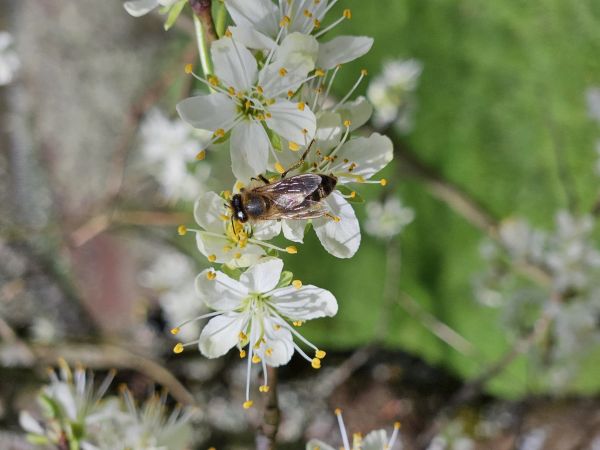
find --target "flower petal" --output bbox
[123,0,159,17]
[199,313,245,358]
[194,191,227,233]
[211,37,258,91]
[19,411,44,434]
[335,96,373,131]
[306,440,336,450]
[253,220,282,240]
[317,36,374,70]
[330,133,393,180]
[224,0,279,39]
[196,268,247,310]
[282,219,306,243]
[240,257,283,293]
[230,120,270,181]
[263,323,294,366]
[314,111,343,151]
[313,193,361,258]
[177,93,237,132]
[266,98,316,144]
[362,430,389,450]
[270,285,338,320]
[229,25,276,51]
[195,232,265,267]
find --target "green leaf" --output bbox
[38,394,60,419]
[277,270,294,288]
[164,0,187,31]
[221,265,242,280]
[336,185,364,204]
[26,434,50,445]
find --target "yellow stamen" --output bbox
[335,408,342,415]
[394,422,401,429]
[311,358,321,369]
[297,102,306,111]
[256,85,264,95]
[239,349,246,358]
[313,18,321,28]
[315,349,326,359]
[287,90,294,98]
[219,214,229,221]
[214,128,225,138]
[350,191,356,198]
[292,279,302,289]
[243,400,253,409]
[265,348,273,356]
[275,162,286,174]
[259,385,270,393]
[286,246,298,254]
[252,355,261,364]
[380,178,388,186]
[225,29,232,37]
[315,68,325,77]
[207,254,217,262]
[208,75,219,86]
[343,8,352,19]
[184,63,193,74]
[279,67,288,77]
[196,150,206,160]
[234,181,245,191]
[228,86,236,96]
[288,141,300,151]
[279,15,291,27]
[173,343,184,354]
[207,271,217,280]
[343,119,352,127]
[222,190,232,200]
[177,225,187,236]
[361,68,368,76]
[234,252,242,259]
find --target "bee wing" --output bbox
[275,199,328,220]
[254,174,322,208]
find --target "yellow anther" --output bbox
[313,18,321,28]
[361,68,368,76]
[380,178,388,186]
[350,191,356,199]
[265,348,273,356]
[196,150,206,160]
[214,128,225,138]
[184,63,193,74]
[292,279,302,289]
[287,90,294,98]
[335,408,342,415]
[279,15,291,27]
[266,112,273,118]
[207,254,217,262]
[357,175,366,183]
[219,214,229,221]
[297,102,306,111]
[256,85,264,95]
[293,320,304,327]
[274,324,281,330]
[343,8,352,19]
[207,271,217,280]
[208,75,219,86]
[288,141,300,151]
[302,128,308,135]
[279,67,288,77]
[244,99,252,109]
[239,331,248,341]
[170,327,180,335]
[266,98,276,105]
[259,385,270,393]
[223,245,233,252]
[252,355,261,364]
[286,246,298,254]
[315,68,325,77]
[222,190,232,200]
[225,29,233,37]
[243,400,253,409]
[234,252,242,259]
[275,162,286,174]
[177,225,187,236]
[239,349,247,358]
[173,343,184,354]
[303,9,312,17]
[343,119,352,127]
[234,181,245,191]
[228,86,236,96]
[394,422,401,429]
[315,350,326,359]
[311,357,321,369]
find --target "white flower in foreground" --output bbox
[187,191,298,268]
[139,108,211,201]
[225,0,373,70]
[172,257,337,408]
[0,31,20,86]
[367,58,422,131]
[177,33,319,181]
[307,409,402,450]
[365,196,414,240]
[123,0,179,17]
[586,86,600,123]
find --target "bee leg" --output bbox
[281,139,316,178]
[258,174,270,185]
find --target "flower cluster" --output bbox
[474,210,600,387]
[20,360,194,450]
[126,0,394,408]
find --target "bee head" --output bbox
[230,194,248,223]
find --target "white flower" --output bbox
[225,0,373,70]
[172,257,337,408]
[0,31,20,86]
[177,33,319,181]
[123,0,179,17]
[586,86,600,123]
[367,58,423,131]
[307,409,402,450]
[365,196,414,240]
[138,108,211,201]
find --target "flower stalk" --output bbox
[256,366,280,450]
[188,0,217,76]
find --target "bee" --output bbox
[230,173,338,223]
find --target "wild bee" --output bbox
[230,173,338,223]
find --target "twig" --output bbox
[189,0,217,76]
[256,366,280,450]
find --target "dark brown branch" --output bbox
[256,366,280,450]
[188,0,218,44]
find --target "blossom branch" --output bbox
[256,366,280,450]
[188,0,217,76]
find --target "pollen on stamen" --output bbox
[214,128,225,138]
[243,400,254,409]
[288,141,300,151]
[313,18,321,28]
[252,355,261,364]
[170,327,180,335]
[315,68,326,77]
[303,9,312,17]
[239,349,246,358]
[208,75,219,86]
[184,63,193,74]
[292,279,302,289]
[177,225,187,236]
[361,68,368,76]
[228,86,236,96]
[234,181,245,191]
[173,343,184,354]
[196,150,206,160]
[207,254,217,262]
[222,190,232,200]
[350,191,356,199]
[279,67,288,77]
[343,9,352,19]
[265,348,273,356]
[287,90,294,98]
[259,385,270,393]
[225,29,232,37]
[279,15,291,27]
[380,178,388,186]
[335,408,342,415]
[239,331,248,341]
[315,349,326,359]
[311,357,322,369]
[297,101,306,111]
[286,245,298,254]
[219,214,229,221]
[256,85,264,95]
[343,119,352,128]
[234,252,242,259]
[206,271,217,280]
[275,162,286,174]
[394,422,401,429]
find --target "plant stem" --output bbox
[256,366,280,450]
[188,0,217,76]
